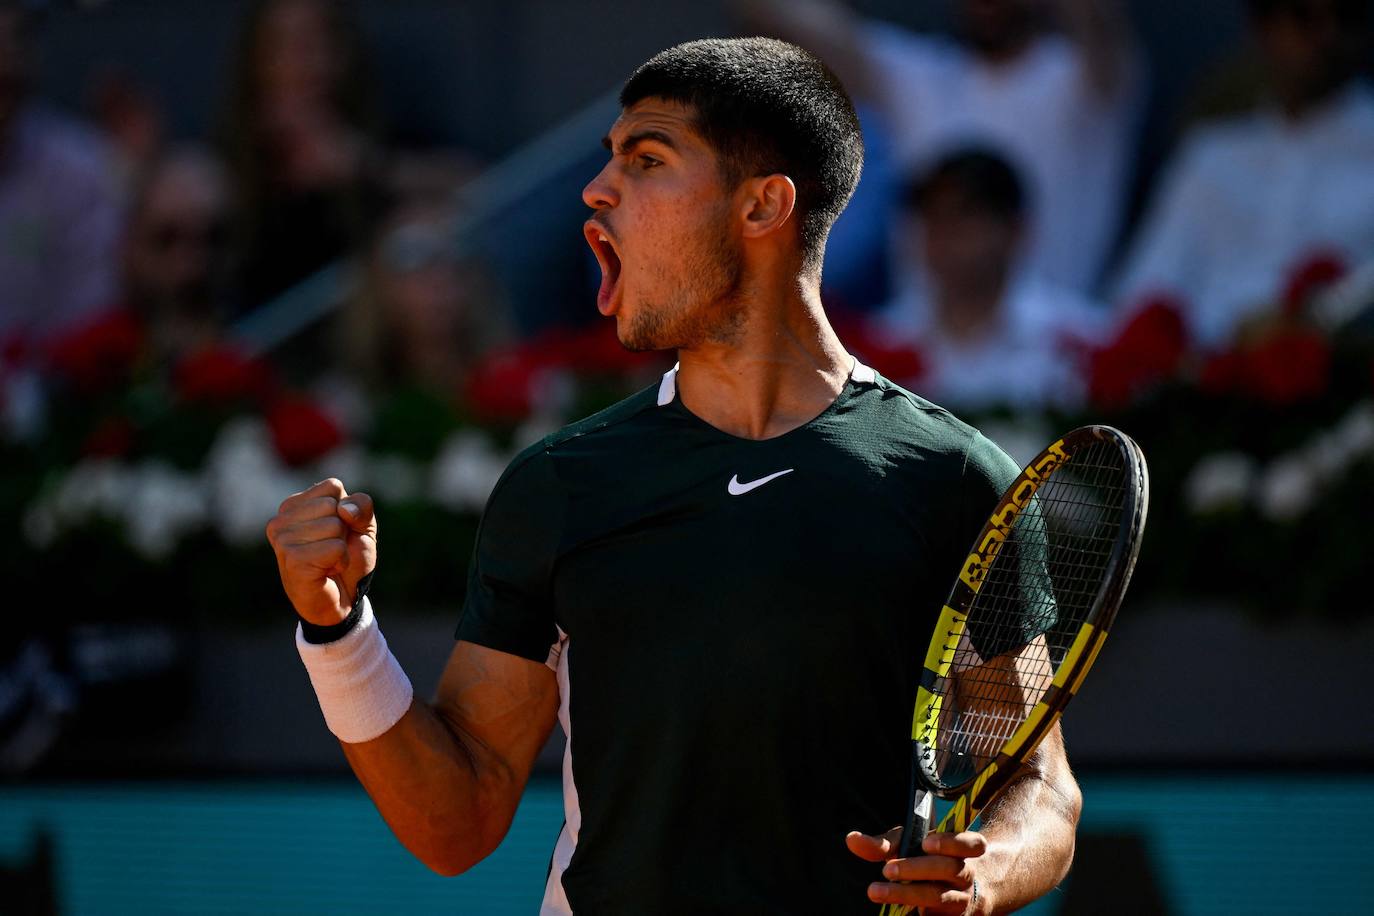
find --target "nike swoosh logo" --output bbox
[727,468,794,496]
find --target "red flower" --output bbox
[46,308,146,394]
[266,393,344,467]
[82,414,136,458]
[465,346,550,422]
[1088,295,1189,409]
[549,324,658,376]
[1281,250,1347,317]
[1244,328,1330,406]
[834,316,927,384]
[2,332,30,370]
[173,345,277,407]
[1198,349,1245,396]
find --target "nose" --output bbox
[582,161,619,211]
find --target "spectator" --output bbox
[333,197,510,413]
[118,147,236,364]
[737,0,1143,296]
[219,0,389,312]
[0,1,122,350]
[1111,0,1374,349]
[870,149,1106,411]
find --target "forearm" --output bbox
[973,731,1083,913]
[341,699,523,875]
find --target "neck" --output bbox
[674,272,850,440]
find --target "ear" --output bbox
[738,173,797,241]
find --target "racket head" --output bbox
[910,426,1148,805]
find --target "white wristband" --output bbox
[295,597,414,744]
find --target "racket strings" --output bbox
[922,441,1129,785]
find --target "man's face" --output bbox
[959,0,1040,57]
[124,159,230,312]
[582,98,744,351]
[915,186,1022,296]
[1253,0,1364,107]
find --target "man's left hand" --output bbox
[846,827,986,914]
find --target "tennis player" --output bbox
[268,38,1082,915]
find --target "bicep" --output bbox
[433,640,560,799]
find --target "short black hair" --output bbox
[904,148,1026,222]
[620,37,864,272]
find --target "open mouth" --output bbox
[584,221,623,316]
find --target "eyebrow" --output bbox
[601,129,679,155]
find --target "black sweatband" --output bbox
[298,572,374,644]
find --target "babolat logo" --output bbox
[958,439,1067,591]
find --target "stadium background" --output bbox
[2,0,1373,912]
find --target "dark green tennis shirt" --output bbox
[456,362,1019,915]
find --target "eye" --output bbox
[637,154,662,170]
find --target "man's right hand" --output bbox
[266,478,377,626]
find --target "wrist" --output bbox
[296,572,374,644]
[295,592,413,743]
[967,875,987,916]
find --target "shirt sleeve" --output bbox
[455,443,564,663]
[956,430,1021,546]
[956,430,1057,659]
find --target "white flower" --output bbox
[369,453,424,503]
[1303,432,1347,482]
[431,430,507,512]
[124,462,209,560]
[52,460,132,524]
[1184,452,1257,515]
[205,418,309,547]
[22,503,58,549]
[1257,456,1317,522]
[1335,402,1374,462]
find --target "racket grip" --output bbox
[897,788,932,858]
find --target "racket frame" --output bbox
[883,426,1148,914]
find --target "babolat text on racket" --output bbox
[879,425,1149,916]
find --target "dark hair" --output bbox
[217,0,383,246]
[620,37,864,272]
[904,148,1026,221]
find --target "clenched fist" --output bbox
[266,478,378,626]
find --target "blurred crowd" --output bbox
[0,0,1371,447]
[1,0,1372,777]
[745,0,1374,413]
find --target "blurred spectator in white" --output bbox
[219,0,389,311]
[870,149,1106,411]
[0,0,121,350]
[737,0,1143,297]
[1111,0,1374,349]
[117,147,236,363]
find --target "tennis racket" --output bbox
[879,425,1149,916]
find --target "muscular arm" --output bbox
[855,636,1082,913]
[965,723,1082,913]
[340,641,559,876]
[268,478,560,876]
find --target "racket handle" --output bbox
[878,791,932,916]
[897,787,932,859]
